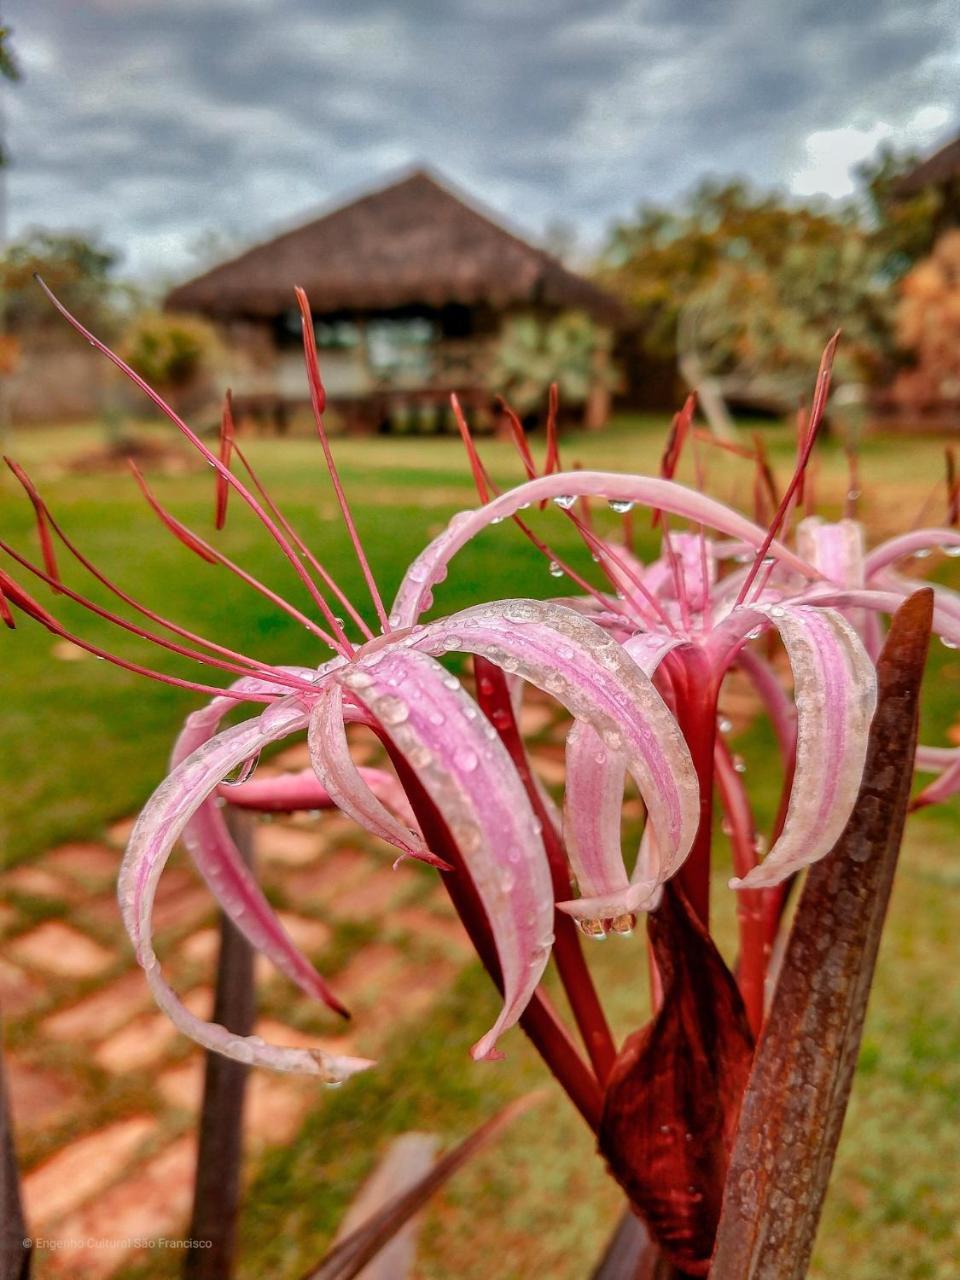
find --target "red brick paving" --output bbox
[5,1057,81,1134]
[43,842,120,884]
[23,1116,157,1226]
[9,921,114,978]
[0,959,43,1017]
[41,971,153,1042]
[47,1136,197,1278]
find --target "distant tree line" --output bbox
[596,148,947,403]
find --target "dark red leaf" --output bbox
[598,883,755,1276]
[710,589,933,1280]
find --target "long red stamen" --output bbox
[736,333,840,608]
[128,463,343,650]
[451,394,492,503]
[543,382,561,476]
[947,447,959,527]
[5,457,62,589]
[5,459,309,678]
[215,391,235,531]
[0,580,14,628]
[653,394,695,529]
[0,566,275,701]
[35,277,349,638]
[230,440,368,646]
[0,539,319,694]
[295,287,390,632]
[496,396,537,479]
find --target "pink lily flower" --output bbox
[5,289,953,1271]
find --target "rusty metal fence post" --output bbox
[183,807,256,1279]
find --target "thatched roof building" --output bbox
[166,169,623,432]
[893,133,960,198]
[167,168,620,323]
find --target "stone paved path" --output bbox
[0,694,577,1279]
[2,680,761,1278]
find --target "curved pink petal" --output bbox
[913,748,960,807]
[864,528,960,578]
[307,679,444,867]
[119,696,371,1080]
[715,604,877,890]
[328,648,555,1061]
[223,765,418,827]
[173,666,349,1014]
[401,599,700,912]
[391,472,817,626]
[561,633,686,921]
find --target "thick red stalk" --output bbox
[386,743,604,1130]
[671,647,718,930]
[473,657,617,1084]
[713,742,767,1036]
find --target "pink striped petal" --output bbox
[172,668,349,1014]
[392,473,817,626]
[330,648,554,1061]
[403,600,699,910]
[307,679,442,866]
[796,517,865,587]
[562,633,686,920]
[716,604,877,889]
[120,696,371,1080]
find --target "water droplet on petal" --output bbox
[733,755,747,774]
[553,494,577,510]
[940,635,958,649]
[717,715,733,734]
[442,634,461,650]
[548,560,565,578]
[577,918,607,940]
[455,747,479,772]
[610,912,636,935]
[914,547,932,560]
[222,751,261,787]
[608,498,635,514]
[944,544,960,558]
[375,695,409,726]
[343,669,374,690]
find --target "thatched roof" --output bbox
[166,169,622,325]
[893,133,960,197]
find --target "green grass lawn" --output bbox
[2,411,959,1277]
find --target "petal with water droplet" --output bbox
[173,667,350,1015]
[122,694,371,1079]
[561,633,686,919]
[719,604,877,890]
[328,647,554,1061]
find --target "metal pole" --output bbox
[184,808,256,1279]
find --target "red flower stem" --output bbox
[672,648,718,930]
[385,744,604,1132]
[473,658,618,1085]
[714,741,767,1036]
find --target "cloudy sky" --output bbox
[3,0,958,282]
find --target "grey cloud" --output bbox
[3,0,957,279]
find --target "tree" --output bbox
[855,144,944,280]
[1,23,22,168]
[599,179,850,364]
[1,230,124,336]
